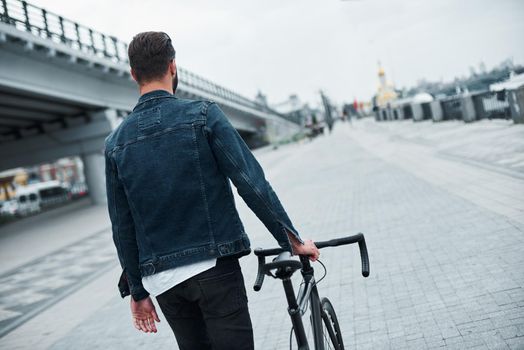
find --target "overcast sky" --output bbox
[31,0,524,107]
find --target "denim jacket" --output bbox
[104,90,303,301]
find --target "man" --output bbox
[104,31,319,350]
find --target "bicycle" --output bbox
[253,233,370,350]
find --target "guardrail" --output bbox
[1,0,128,63]
[0,0,297,122]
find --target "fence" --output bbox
[472,91,511,120]
[375,88,524,124]
[1,0,128,63]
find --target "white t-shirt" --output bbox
[142,258,217,297]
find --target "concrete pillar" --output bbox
[389,107,396,120]
[431,101,444,122]
[81,151,107,205]
[103,108,121,130]
[79,108,119,205]
[462,95,477,122]
[379,108,388,121]
[509,87,524,124]
[395,106,403,120]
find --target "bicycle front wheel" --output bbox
[321,297,345,350]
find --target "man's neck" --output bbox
[139,80,173,96]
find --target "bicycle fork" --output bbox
[309,286,325,350]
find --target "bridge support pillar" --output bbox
[103,108,122,130]
[82,151,107,205]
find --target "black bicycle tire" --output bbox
[321,297,345,350]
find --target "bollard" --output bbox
[431,100,444,122]
[509,86,524,124]
[462,95,477,123]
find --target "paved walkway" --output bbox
[0,119,523,349]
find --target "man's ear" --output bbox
[130,68,139,83]
[170,60,177,76]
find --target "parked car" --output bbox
[68,182,88,199]
[16,180,70,216]
[0,200,19,216]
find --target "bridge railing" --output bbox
[178,67,262,110]
[0,0,296,119]
[1,0,128,63]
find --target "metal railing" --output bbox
[177,67,261,110]
[1,0,128,63]
[472,91,511,120]
[440,96,464,121]
[0,0,295,120]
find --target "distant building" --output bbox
[0,168,27,201]
[375,64,398,108]
[490,72,524,92]
[407,59,524,97]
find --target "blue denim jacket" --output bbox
[104,90,303,301]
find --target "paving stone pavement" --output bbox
[1,119,523,349]
[0,227,114,338]
[362,119,524,177]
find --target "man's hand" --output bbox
[287,232,320,261]
[130,296,161,333]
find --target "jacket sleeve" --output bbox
[204,102,304,252]
[105,148,150,301]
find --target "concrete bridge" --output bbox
[0,0,300,203]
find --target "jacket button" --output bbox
[143,263,155,275]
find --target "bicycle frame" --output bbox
[253,233,370,350]
[280,256,325,350]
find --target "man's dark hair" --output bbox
[128,31,176,84]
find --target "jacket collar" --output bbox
[134,89,175,111]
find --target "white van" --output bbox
[16,181,70,216]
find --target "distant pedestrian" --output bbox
[104,31,319,350]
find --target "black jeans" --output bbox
[156,256,254,350]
